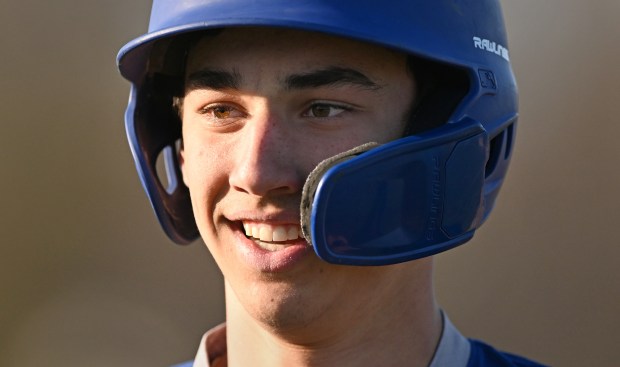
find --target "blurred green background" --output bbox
[1,1,618,366]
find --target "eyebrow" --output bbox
[285,67,381,91]
[185,68,241,91]
[184,66,381,92]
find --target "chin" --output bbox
[230,273,333,333]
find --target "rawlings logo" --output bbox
[473,37,510,62]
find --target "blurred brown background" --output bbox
[1,1,618,366]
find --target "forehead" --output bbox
[185,27,409,79]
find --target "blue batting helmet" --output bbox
[117,0,518,265]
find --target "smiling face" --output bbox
[179,27,419,332]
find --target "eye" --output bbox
[198,104,245,121]
[303,103,351,118]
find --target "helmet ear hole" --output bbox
[155,140,183,195]
[485,130,504,177]
[485,122,515,178]
[504,123,515,160]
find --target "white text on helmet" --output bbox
[473,36,510,62]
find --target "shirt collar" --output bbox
[428,312,471,367]
[192,312,470,367]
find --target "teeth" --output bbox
[287,227,299,240]
[272,226,287,242]
[259,227,271,241]
[242,222,302,243]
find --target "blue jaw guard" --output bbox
[301,119,488,266]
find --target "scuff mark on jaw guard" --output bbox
[300,142,381,247]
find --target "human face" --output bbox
[180,28,416,330]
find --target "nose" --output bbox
[229,109,302,196]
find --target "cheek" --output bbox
[185,156,230,253]
[181,144,207,189]
[181,127,229,186]
[181,139,230,217]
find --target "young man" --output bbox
[118,1,546,366]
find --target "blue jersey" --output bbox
[467,340,548,367]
